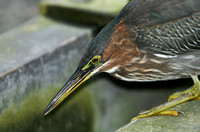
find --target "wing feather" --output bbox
[123,0,200,56]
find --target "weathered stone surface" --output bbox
[0,16,93,132]
[117,100,200,132]
[0,16,91,76]
[39,0,129,26]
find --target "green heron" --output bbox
[44,0,200,121]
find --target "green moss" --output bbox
[0,84,94,132]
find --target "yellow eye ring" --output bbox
[91,56,101,64]
[81,55,101,71]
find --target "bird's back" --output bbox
[122,0,200,78]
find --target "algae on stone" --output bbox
[0,84,94,132]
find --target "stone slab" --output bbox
[0,16,93,131]
[39,0,129,26]
[0,16,91,76]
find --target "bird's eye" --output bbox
[82,55,101,71]
[91,56,101,64]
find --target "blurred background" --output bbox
[0,0,39,34]
[0,0,192,132]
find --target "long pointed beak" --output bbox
[44,67,93,115]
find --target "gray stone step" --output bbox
[0,16,91,76]
[39,0,129,26]
[117,100,200,132]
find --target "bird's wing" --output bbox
[123,0,200,57]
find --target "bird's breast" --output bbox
[107,53,189,82]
